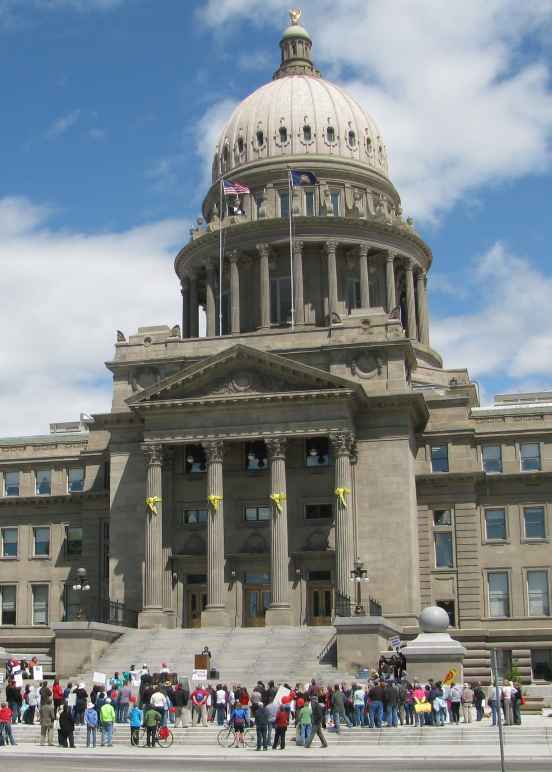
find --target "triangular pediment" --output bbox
[127,344,358,406]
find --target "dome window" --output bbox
[279,126,288,144]
[256,129,264,148]
[303,124,312,142]
[348,129,356,147]
[237,137,244,155]
[326,126,336,144]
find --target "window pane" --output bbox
[524,506,545,539]
[280,192,289,219]
[258,506,271,521]
[68,468,84,492]
[431,446,449,473]
[279,277,292,324]
[485,509,507,540]
[306,191,315,216]
[5,471,19,496]
[434,532,453,568]
[528,570,550,616]
[32,585,48,625]
[305,437,329,467]
[346,277,361,310]
[0,585,16,625]
[33,527,50,557]
[483,445,502,473]
[185,445,206,474]
[66,526,83,556]
[36,469,51,495]
[521,443,541,471]
[433,509,452,527]
[1,528,17,558]
[179,509,208,525]
[488,572,509,617]
[245,441,268,471]
[532,649,552,681]
[305,503,332,520]
[436,600,456,627]
[331,191,340,216]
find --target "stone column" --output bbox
[206,261,217,337]
[139,444,166,627]
[293,240,305,325]
[359,244,370,308]
[326,240,339,321]
[330,432,355,613]
[180,276,190,339]
[386,251,397,312]
[266,438,292,626]
[405,259,418,339]
[162,448,176,625]
[189,271,199,338]
[417,271,430,345]
[201,440,229,626]
[229,252,240,334]
[257,243,271,328]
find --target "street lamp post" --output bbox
[72,567,91,621]
[350,559,370,615]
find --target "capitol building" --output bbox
[1,11,552,686]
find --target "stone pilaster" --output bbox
[189,271,199,338]
[386,251,397,312]
[180,276,190,339]
[330,431,355,612]
[417,271,430,345]
[266,438,292,626]
[405,259,418,340]
[359,244,370,309]
[206,262,217,337]
[326,240,339,321]
[201,440,229,626]
[293,240,305,325]
[139,444,167,628]
[257,243,271,328]
[229,252,240,334]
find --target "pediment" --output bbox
[127,344,358,406]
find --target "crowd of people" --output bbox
[0,657,526,750]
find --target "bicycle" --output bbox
[217,724,257,749]
[135,725,174,748]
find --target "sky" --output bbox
[1,0,552,435]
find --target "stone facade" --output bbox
[0,13,551,685]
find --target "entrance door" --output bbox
[244,587,271,627]
[308,585,333,625]
[187,589,207,628]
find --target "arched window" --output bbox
[237,137,244,155]
[348,129,356,147]
[326,126,335,143]
[222,145,229,170]
[279,126,288,144]
[292,41,297,56]
[366,136,372,151]
[303,124,312,142]
[256,129,264,147]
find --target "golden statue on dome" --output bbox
[289,8,302,25]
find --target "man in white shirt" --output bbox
[501,681,513,725]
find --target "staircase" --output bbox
[81,626,353,686]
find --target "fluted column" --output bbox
[293,240,305,325]
[229,252,240,334]
[386,251,397,312]
[257,243,271,328]
[359,244,370,308]
[189,271,199,338]
[405,259,418,339]
[330,432,355,612]
[206,262,217,337]
[326,240,339,321]
[201,440,229,626]
[162,448,175,619]
[140,444,165,626]
[416,271,430,345]
[266,438,292,625]
[180,276,190,339]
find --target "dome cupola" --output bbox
[273,8,321,80]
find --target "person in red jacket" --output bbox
[272,705,289,750]
[0,703,16,745]
[52,679,64,717]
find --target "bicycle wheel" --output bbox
[157,729,174,748]
[139,727,148,748]
[244,728,257,748]
[217,727,236,748]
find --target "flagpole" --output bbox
[288,169,295,330]
[219,175,223,337]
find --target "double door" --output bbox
[244,585,271,627]
[187,589,207,628]
[308,584,333,625]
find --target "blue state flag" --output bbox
[290,170,317,187]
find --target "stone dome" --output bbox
[212,14,389,183]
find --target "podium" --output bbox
[194,654,210,670]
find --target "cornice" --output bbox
[0,491,109,506]
[133,389,355,412]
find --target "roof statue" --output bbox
[289,8,302,25]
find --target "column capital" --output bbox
[330,431,355,456]
[404,257,415,272]
[325,239,338,256]
[228,250,240,264]
[358,243,369,258]
[142,444,164,466]
[202,439,224,464]
[256,242,271,258]
[386,250,397,263]
[293,239,304,255]
[266,437,287,460]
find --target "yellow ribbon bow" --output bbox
[335,487,351,507]
[270,493,287,513]
[208,494,223,512]
[145,496,161,515]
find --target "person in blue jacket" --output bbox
[129,701,143,746]
[84,703,99,748]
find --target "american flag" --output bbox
[223,179,250,195]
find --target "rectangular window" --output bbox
[33,527,50,558]
[270,276,292,325]
[485,508,507,541]
[527,570,550,616]
[177,509,208,525]
[36,469,51,496]
[482,445,502,473]
[305,503,333,520]
[65,526,83,557]
[4,471,19,497]
[330,191,340,216]
[305,190,315,216]
[436,600,456,627]
[309,570,331,581]
[305,437,329,467]
[488,571,510,618]
[32,585,48,625]
[346,276,361,311]
[187,574,207,585]
[0,585,16,625]
[433,509,452,527]
[0,528,18,558]
[531,649,552,681]
[245,441,268,471]
[245,505,271,522]
[434,532,453,568]
[185,445,206,474]
[524,506,546,540]
[68,467,84,493]
[63,585,82,622]
[279,191,289,219]
[431,445,449,473]
[520,442,541,472]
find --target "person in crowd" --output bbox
[487,682,500,726]
[191,683,209,727]
[384,680,400,727]
[150,686,167,726]
[448,681,462,724]
[404,684,415,726]
[39,698,55,747]
[100,697,116,747]
[253,701,269,751]
[6,681,22,724]
[73,683,88,725]
[272,702,290,750]
[52,679,64,717]
[172,683,188,728]
[512,682,523,725]
[305,696,328,749]
[331,683,352,731]
[0,703,16,745]
[230,699,248,747]
[462,683,474,724]
[473,682,485,721]
[215,683,227,726]
[58,704,75,748]
[368,680,385,728]
[117,680,132,723]
[352,683,365,727]
[24,685,38,724]
[129,700,143,746]
[502,680,513,726]
[143,703,162,748]
[297,698,312,745]
[266,698,278,746]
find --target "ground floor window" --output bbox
[0,585,16,625]
[436,599,456,627]
[532,649,552,681]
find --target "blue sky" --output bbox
[1,0,552,434]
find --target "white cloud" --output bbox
[46,109,81,139]
[431,242,552,382]
[0,197,189,436]
[200,0,552,222]
[195,97,239,192]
